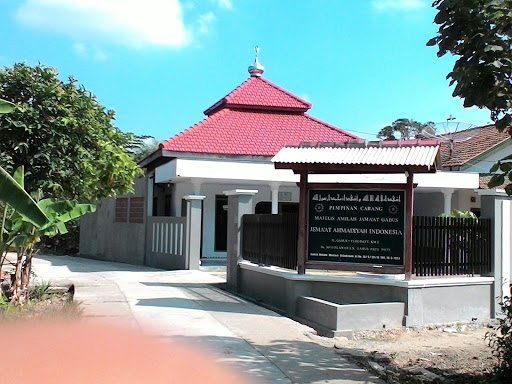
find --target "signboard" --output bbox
[308,190,405,266]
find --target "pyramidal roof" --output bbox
[161,75,358,157]
[203,76,312,115]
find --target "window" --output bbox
[129,197,144,223]
[115,198,128,222]
[115,197,144,223]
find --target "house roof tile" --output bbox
[440,124,510,168]
[160,109,357,156]
[161,76,357,156]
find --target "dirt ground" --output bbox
[335,324,498,383]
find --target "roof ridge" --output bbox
[303,113,359,139]
[439,123,494,137]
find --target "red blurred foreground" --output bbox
[0,320,250,384]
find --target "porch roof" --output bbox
[272,140,441,174]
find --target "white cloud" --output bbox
[371,0,426,11]
[197,12,216,35]
[15,0,189,48]
[73,43,107,61]
[214,0,233,10]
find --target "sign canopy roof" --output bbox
[272,140,441,174]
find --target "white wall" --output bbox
[464,143,511,173]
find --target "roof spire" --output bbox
[248,46,264,77]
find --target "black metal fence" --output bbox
[241,214,493,277]
[242,214,298,270]
[413,216,492,277]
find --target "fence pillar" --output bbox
[481,192,512,316]
[184,195,206,270]
[224,189,258,293]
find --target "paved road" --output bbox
[32,254,382,384]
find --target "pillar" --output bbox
[184,195,206,270]
[147,171,154,217]
[442,188,454,214]
[481,193,512,316]
[224,189,258,292]
[297,172,308,274]
[269,182,280,214]
[404,171,414,280]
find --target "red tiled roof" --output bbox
[160,109,357,156]
[203,76,311,115]
[440,125,510,168]
[161,75,358,156]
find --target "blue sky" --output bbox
[1,0,491,141]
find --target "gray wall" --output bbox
[79,176,147,265]
[414,192,444,216]
[405,284,493,326]
[238,264,493,330]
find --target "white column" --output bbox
[269,182,280,214]
[442,188,454,214]
[184,195,206,270]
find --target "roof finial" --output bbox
[248,46,264,77]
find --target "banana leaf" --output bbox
[0,99,14,114]
[0,166,49,227]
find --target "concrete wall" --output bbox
[405,283,493,326]
[79,176,147,265]
[238,262,494,333]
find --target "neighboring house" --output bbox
[80,55,482,267]
[437,124,511,216]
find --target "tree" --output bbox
[377,118,436,140]
[125,134,160,163]
[0,63,142,201]
[0,101,95,306]
[428,0,512,194]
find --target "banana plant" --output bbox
[0,165,95,305]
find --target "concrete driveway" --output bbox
[31,254,382,384]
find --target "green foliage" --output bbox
[486,296,512,381]
[428,0,512,194]
[439,209,477,219]
[377,118,436,140]
[0,166,95,305]
[30,280,51,300]
[0,63,142,201]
